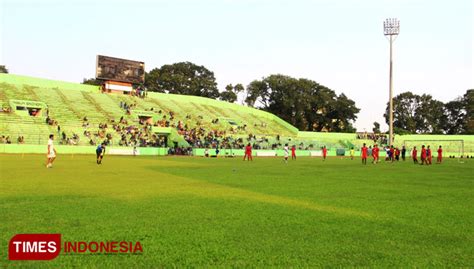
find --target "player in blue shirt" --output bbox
[96,143,106,164]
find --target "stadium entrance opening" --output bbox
[157,134,168,147]
[9,100,48,117]
[151,127,172,147]
[15,106,43,117]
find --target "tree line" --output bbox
[144,62,360,132]
[384,90,473,135]
[142,61,472,134]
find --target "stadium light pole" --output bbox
[384,18,400,146]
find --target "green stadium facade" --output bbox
[1,74,473,157]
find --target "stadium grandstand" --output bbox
[1,73,473,156]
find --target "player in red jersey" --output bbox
[243,143,253,161]
[291,145,296,160]
[322,146,327,161]
[389,145,395,162]
[372,144,379,164]
[395,147,400,161]
[361,143,368,165]
[437,145,443,164]
[427,145,432,165]
[420,145,427,165]
[412,146,418,164]
[375,144,380,163]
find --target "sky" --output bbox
[1,0,472,131]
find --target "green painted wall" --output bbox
[0,144,167,155]
[0,144,467,157]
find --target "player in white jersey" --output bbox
[46,134,57,168]
[283,144,289,163]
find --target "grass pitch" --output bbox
[1,154,473,267]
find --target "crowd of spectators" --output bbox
[132,86,146,98]
[78,116,168,148]
[58,130,80,145]
[9,100,279,149]
[119,102,138,114]
[94,102,320,150]
[45,116,58,126]
[0,135,12,144]
[1,107,12,113]
[357,132,388,145]
[168,146,193,155]
[3,100,318,150]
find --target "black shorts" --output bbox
[96,151,101,158]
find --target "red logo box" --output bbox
[9,234,61,260]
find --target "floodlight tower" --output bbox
[384,18,400,146]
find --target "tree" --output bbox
[464,89,474,134]
[384,91,419,133]
[233,83,245,104]
[234,83,244,94]
[328,93,359,132]
[145,69,160,92]
[443,98,465,134]
[372,122,381,133]
[416,94,446,134]
[0,65,8,73]
[219,84,238,103]
[145,62,219,98]
[245,80,269,107]
[386,92,447,134]
[245,74,359,132]
[82,78,102,86]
